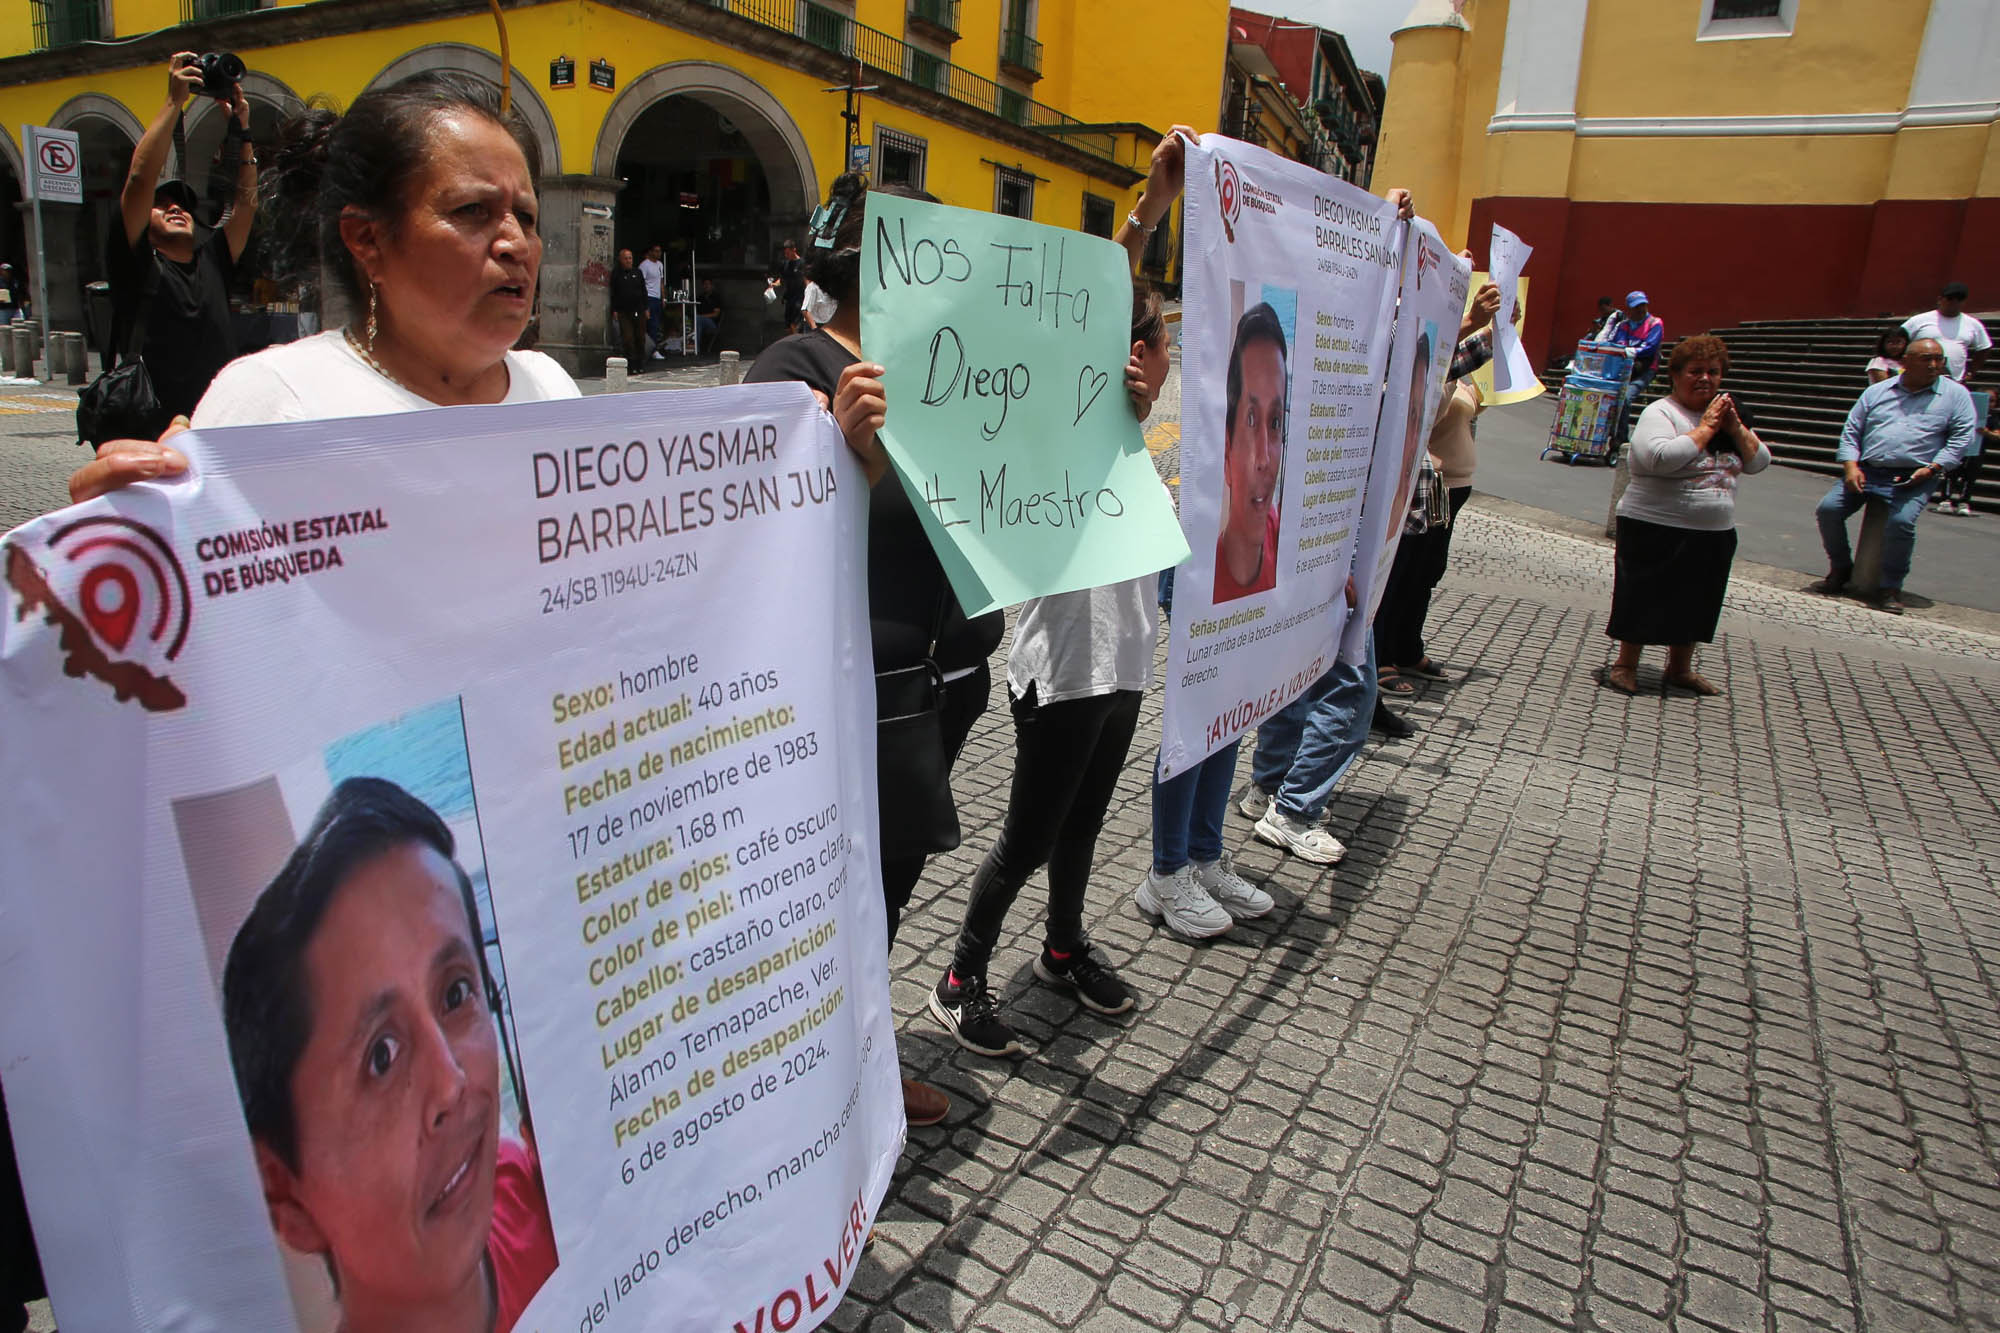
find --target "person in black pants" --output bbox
[929,285,1275,1057]
[747,173,1002,1126]
[610,248,648,367]
[1,1084,47,1333]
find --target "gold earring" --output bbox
[366,283,379,351]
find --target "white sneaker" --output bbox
[1253,807,1348,864]
[1193,853,1274,920]
[1236,785,1271,821]
[1134,866,1233,940]
[1954,502,1974,516]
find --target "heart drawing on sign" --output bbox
[1075,366,1108,425]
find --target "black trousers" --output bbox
[1374,485,1472,669]
[1940,451,1985,505]
[880,662,990,945]
[950,685,1143,979]
[1,1083,45,1332]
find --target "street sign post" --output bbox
[23,125,82,379]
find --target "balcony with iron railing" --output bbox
[999,26,1042,80]
[31,0,102,48]
[181,0,261,18]
[907,0,959,43]
[700,0,1112,161]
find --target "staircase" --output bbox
[1540,316,1998,511]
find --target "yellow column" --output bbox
[1373,7,1470,228]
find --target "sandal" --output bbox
[1665,672,1721,697]
[1598,665,1640,696]
[1403,658,1448,681]
[1377,670,1416,697]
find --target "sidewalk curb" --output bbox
[1466,491,2000,638]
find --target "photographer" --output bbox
[108,52,258,423]
[1601,334,1768,696]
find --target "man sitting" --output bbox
[1813,338,1976,614]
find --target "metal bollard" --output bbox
[64,333,89,385]
[10,324,33,379]
[19,321,40,372]
[1605,449,1631,538]
[716,350,744,387]
[0,325,16,377]
[605,356,628,391]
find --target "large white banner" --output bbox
[1158,135,1401,780]
[0,387,901,1332]
[1344,220,1472,661]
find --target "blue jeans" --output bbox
[645,296,663,342]
[1815,469,1937,591]
[1152,741,1239,875]
[1249,631,1378,823]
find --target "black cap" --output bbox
[1942,281,1970,301]
[153,179,199,215]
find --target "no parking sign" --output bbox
[24,125,82,204]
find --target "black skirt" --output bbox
[1608,516,1738,645]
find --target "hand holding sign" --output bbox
[861,193,1187,615]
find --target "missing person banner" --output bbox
[1157,134,1401,780]
[1343,219,1473,663]
[0,387,901,1333]
[861,192,1189,616]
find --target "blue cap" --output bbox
[1626,290,1649,308]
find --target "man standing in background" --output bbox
[611,247,648,369]
[1903,282,1989,385]
[639,244,665,356]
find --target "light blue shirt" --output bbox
[1836,375,1975,472]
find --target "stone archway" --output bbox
[593,61,817,221]
[181,70,304,193]
[593,62,818,355]
[363,43,563,177]
[46,95,149,331]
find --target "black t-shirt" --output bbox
[745,329,1002,673]
[106,225,236,420]
[611,266,648,316]
[779,257,804,314]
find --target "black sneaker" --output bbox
[1810,568,1850,596]
[928,972,1026,1056]
[1371,702,1417,739]
[1033,942,1136,1016]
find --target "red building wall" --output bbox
[1228,9,1316,99]
[1466,196,2000,370]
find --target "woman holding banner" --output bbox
[746,172,998,1124]
[929,285,1271,1055]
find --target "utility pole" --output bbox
[824,60,879,173]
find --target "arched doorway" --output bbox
[595,63,817,353]
[48,96,146,337]
[0,133,25,309]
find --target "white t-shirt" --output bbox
[191,330,580,428]
[1007,576,1157,705]
[639,258,665,301]
[1902,309,1991,382]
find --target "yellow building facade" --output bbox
[1374,0,2000,365]
[0,0,1227,371]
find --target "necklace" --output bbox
[343,326,426,399]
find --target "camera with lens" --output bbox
[191,51,245,99]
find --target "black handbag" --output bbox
[77,358,170,450]
[873,595,962,861]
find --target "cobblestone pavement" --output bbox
[846,502,2000,1333]
[7,359,2000,1332]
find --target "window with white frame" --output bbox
[1698,0,1794,40]
[876,127,928,191]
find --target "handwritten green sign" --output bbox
[860,192,1189,615]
